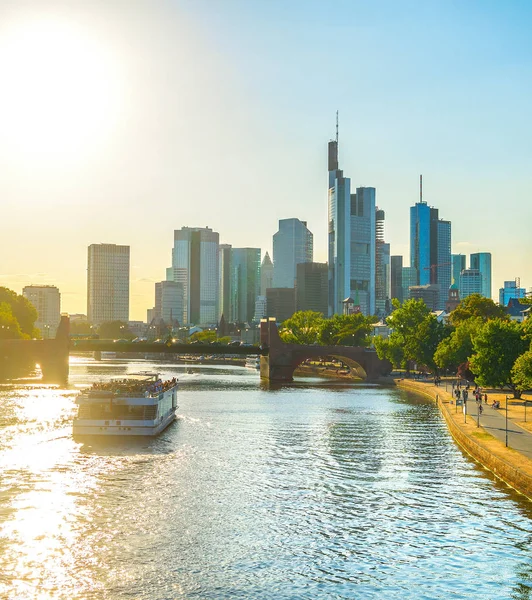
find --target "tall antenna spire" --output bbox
[420,174,423,203]
[336,110,339,145]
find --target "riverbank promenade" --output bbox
[397,379,532,499]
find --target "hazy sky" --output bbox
[0,0,530,319]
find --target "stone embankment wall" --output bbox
[396,380,532,500]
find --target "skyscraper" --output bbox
[375,208,390,317]
[409,178,451,310]
[499,280,526,306]
[459,269,482,300]
[154,281,184,325]
[451,254,466,287]
[22,285,61,338]
[273,218,313,288]
[218,244,232,321]
[260,252,274,295]
[231,248,261,324]
[295,262,328,315]
[328,136,351,316]
[167,227,219,325]
[87,243,130,325]
[390,256,403,304]
[470,252,492,299]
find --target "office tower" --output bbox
[266,288,296,323]
[409,178,451,310]
[167,227,219,325]
[499,280,526,306]
[273,218,313,288]
[375,208,390,317]
[253,295,267,323]
[219,244,232,321]
[451,254,466,287]
[328,135,351,316]
[22,285,61,338]
[231,248,261,324]
[295,262,328,314]
[409,284,440,311]
[155,281,184,325]
[470,252,492,299]
[349,187,376,316]
[459,269,482,300]
[260,252,273,295]
[87,244,130,325]
[390,256,404,304]
[401,266,418,302]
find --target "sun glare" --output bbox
[0,17,121,166]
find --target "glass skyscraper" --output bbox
[451,254,466,287]
[273,218,313,288]
[231,248,261,324]
[470,252,492,299]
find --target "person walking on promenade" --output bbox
[484,393,488,404]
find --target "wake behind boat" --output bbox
[73,372,178,437]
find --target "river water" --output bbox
[1,358,532,599]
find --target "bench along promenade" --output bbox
[0,316,392,383]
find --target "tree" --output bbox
[0,302,23,339]
[279,311,325,345]
[381,298,449,372]
[189,330,216,343]
[98,321,134,340]
[469,319,528,397]
[374,335,405,369]
[319,313,377,346]
[0,287,39,338]
[70,321,93,335]
[434,317,482,372]
[512,350,532,393]
[449,293,507,326]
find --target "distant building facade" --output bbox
[273,219,313,288]
[459,269,482,300]
[87,243,130,325]
[375,208,390,317]
[470,252,492,299]
[155,280,184,325]
[260,252,274,295]
[218,244,232,321]
[167,227,219,325]
[266,288,295,323]
[231,248,261,324]
[409,284,440,311]
[401,266,418,302]
[23,285,61,338]
[499,280,526,307]
[295,262,328,315]
[451,254,466,287]
[390,256,403,304]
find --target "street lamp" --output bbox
[506,395,509,447]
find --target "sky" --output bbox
[0,0,530,320]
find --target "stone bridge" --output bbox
[259,318,392,383]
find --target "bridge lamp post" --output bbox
[506,396,509,447]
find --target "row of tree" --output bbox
[0,287,39,339]
[374,294,532,398]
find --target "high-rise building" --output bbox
[401,266,418,302]
[273,218,313,288]
[167,227,219,325]
[390,256,403,304]
[231,248,261,324]
[328,137,351,316]
[470,252,492,299]
[409,284,440,311]
[350,187,376,316]
[155,281,184,325]
[409,179,451,310]
[295,262,328,315]
[375,208,390,317]
[260,252,274,295]
[451,254,466,288]
[459,269,482,300]
[87,243,130,325]
[266,288,296,323]
[499,280,526,307]
[218,244,232,321]
[22,285,61,338]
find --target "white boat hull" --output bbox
[73,411,176,437]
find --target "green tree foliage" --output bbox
[319,313,377,347]
[434,317,482,372]
[70,321,93,335]
[98,321,134,340]
[374,335,404,369]
[279,311,325,345]
[512,350,532,392]
[189,330,217,343]
[377,298,449,372]
[0,302,23,339]
[469,319,528,397]
[449,293,507,326]
[0,287,38,338]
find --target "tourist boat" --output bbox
[245,357,260,370]
[73,373,178,437]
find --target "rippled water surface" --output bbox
[2,358,532,599]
